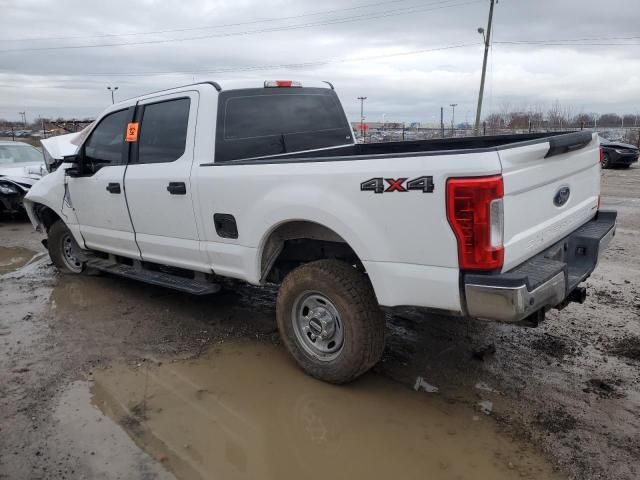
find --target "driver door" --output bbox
[67,107,140,259]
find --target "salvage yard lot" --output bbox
[1,165,639,480]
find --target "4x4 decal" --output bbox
[360,176,434,194]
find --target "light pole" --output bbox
[474,0,496,135]
[107,86,119,104]
[450,103,458,133]
[357,96,367,142]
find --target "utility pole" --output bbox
[450,103,458,133]
[19,111,27,127]
[107,86,119,104]
[357,96,367,142]
[440,106,444,138]
[474,0,496,135]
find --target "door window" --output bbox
[137,98,190,164]
[84,109,129,173]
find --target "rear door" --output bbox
[499,132,601,271]
[124,91,207,271]
[68,107,140,258]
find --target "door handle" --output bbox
[167,182,187,195]
[106,182,121,194]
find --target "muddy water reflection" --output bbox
[92,340,560,480]
[0,246,36,274]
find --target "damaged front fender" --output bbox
[24,165,80,233]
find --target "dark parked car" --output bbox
[0,141,46,215]
[600,139,639,168]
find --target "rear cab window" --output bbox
[215,88,353,162]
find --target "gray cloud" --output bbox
[1,0,638,123]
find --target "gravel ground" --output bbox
[1,165,638,479]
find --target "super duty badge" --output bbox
[360,176,434,194]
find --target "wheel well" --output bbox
[33,204,62,231]
[261,221,362,283]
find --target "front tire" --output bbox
[276,259,385,384]
[602,152,612,169]
[48,220,84,274]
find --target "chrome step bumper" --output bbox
[463,210,617,323]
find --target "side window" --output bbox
[84,109,129,173]
[137,98,190,164]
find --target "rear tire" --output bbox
[601,152,611,169]
[48,220,84,274]
[276,259,385,384]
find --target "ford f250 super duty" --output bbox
[24,80,616,383]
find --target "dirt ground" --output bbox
[1,165,639,480]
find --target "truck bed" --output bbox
[215,131,590,164]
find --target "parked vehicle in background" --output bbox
[600,138,639,168]
[24,80,616,384]
[0,141,46,215]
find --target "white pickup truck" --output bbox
[25,80,616,383]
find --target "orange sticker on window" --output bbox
[125,122,139,142]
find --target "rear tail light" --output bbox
[446,175,504,270]
[264,80,302,88]
[599,146,603,165]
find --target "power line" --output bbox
[0,0,483,53]
[4,43,483,79]
[495,41,640,46]
[0,0,425,43]
[494,34,640,44]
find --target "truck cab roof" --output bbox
[120,79,334,105]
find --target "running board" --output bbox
[86,258,220,295]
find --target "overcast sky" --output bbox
[0,0,638,124]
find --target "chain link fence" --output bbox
[356,125,640,147]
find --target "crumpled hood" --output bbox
[0,163,46,187]
[41,130,84,169]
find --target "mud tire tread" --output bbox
[276,259,385,384]
[48,219,82,274]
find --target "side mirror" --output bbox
[62,154,82,177]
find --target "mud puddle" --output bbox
[0,246,37,274]
[48,381,175,479]
[91,340,562,480]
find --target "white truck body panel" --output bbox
[194,151,501,311]
[24,81,609,318]
[68,165,139,258]
[124,90,206,270]
[499,140,600,271]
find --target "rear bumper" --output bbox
[610,152,639,165]
[463,210,616,323]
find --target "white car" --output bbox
[0,141,47,215]
[24,80,616,383]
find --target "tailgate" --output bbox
[499,132,600,271]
